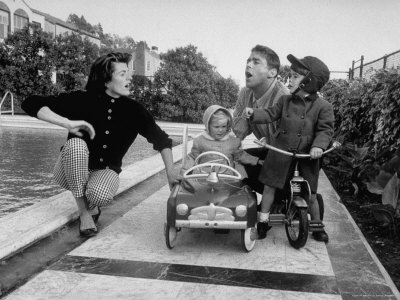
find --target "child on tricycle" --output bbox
[244,54,335,242]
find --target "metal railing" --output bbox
[0,91,14,116]
[350,49,400,79]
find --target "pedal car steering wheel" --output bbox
[194,151,231,174]
[183,162,241,180]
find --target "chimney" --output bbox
[151,46,158,53]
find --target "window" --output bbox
[14,14,28,31]
[147,61,150,71]
[32,21,41,29]
[0,10,9,39]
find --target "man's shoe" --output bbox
[312,230,329,243]
[257,222,272,239]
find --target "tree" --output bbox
[52,33,99,91]
[0,25,58,107]
[66,14,136,54]
[0,24,101,110]
[152,45,239,123]
[130,75,157,115]
[93,23,104,39]
[278,65,291,85]
[67,14,95,34]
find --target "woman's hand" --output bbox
[244,107,254,119]
[310,147,323,159]
[37,107,95,139]
[166,166,179,190]
[67,120,96,140]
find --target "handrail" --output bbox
[0,91,14,116]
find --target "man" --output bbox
[232,45,289,194]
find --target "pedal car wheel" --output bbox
[164,223,178,249]
[241,227,256,252]
[285,206,308,249]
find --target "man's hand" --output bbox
[244,107,254,119]
[310,147,323,159]
[67,120,96,140]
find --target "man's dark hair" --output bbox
[86,52,132,93]
[251,45,280,75]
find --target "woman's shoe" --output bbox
[78,219,97,237]
[91,207,101,223]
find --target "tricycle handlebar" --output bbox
[253,140,341,158]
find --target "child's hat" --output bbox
[202,105,232,133]
[287,54,330,93]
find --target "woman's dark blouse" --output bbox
[21,91,172,174]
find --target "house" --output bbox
[132,42,162,79]
[0,0,100,46]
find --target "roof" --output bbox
[31,8,99,40]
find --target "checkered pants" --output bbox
[53,138,119,210]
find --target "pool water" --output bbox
[0,127,181,218]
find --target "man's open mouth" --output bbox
[245,71,252,79]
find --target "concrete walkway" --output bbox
[1,117,399,299]
[4,172,400,299]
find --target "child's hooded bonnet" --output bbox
[202,105,233,134]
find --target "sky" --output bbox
[25,0,400,87]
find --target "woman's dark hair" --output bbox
[85,52,132,93]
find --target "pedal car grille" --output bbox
[188,203,234,221]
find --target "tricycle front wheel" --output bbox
[285,206,308,249]
[241,227,256,252]
[164,223,178,249]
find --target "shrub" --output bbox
[322,69,400,153]
[322,69,400,197]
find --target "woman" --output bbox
[21,52,175,237]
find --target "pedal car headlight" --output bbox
[177,204,189,216]
[235,205,247,217]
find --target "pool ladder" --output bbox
[0,91,14,116]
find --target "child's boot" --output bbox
[257,212,272,239]
[309,194,329,242]
[312,228,329,242]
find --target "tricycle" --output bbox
[254,139,340,248]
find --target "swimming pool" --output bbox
[0,126,181,218]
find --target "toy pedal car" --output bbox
[164,151,258,252]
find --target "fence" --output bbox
[350,49,400,80]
